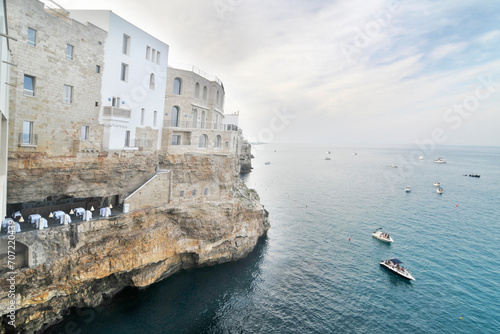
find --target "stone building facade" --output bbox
[162,65,239,155]
[7,0,106,157]
[0,0,10,221]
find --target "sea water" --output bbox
[46,144,500,333]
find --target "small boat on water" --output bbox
[433,181,440,187]
[405,186,411,192]
[434,158,446,164]
[265,161,271,165]
[372,228,393,243]
[436,187,443,194]
[468,174,480,178]
[380,258,415,281]
[418,156,424,160]
[391,165,398,168]
[325,157,331,160]
[327,150,331,154]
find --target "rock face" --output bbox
[239,139,253,173]
[0,181,269,333]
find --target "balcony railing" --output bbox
[102,106,131,119]
[135,138,154,148]
[166,120,237,131]
[18,133,38,146]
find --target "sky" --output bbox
[48,0,500,146]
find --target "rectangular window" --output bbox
[66,44,73,60]
[121,63,128,81]
[146,46,151,60]
[63,85,73,103]
[141,108,145,126]
[172,135,181,145]
[156,51,161,65]
[81,125,89,140]
[125,130,131,147]
[180,190,184,197]
[23,75,35,96]
[112,96,121,107]
[153,111,157,127]
[192,189,197,196]
[151,48,156,63]
[27,28,36,46]
[122,34,130,55]
[96,65,101,73]
[22,121,33,144]
[204,188,208,196]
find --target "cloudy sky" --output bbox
[51,0,500,146]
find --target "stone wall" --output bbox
[123,171,171,212]
[7,0,106,156]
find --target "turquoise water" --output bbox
[47,144,500,333]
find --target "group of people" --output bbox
[384,260,407,274]
[381,232,390,239]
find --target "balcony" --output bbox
[18,133,38,147]
[102,106,131,119]
[165,120,236,131]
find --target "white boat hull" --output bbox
[372,231,393,243]
[380,261,415,280]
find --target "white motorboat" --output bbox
[380,258,415,281]
[405,186,411,192]
[434,158,446,164]
[391,165,398,168]
[433,181,440,187]
[372,229,394,243]
[418,156,424,160]
[436,187,443,194]
[265,161,271,165]
[325,157,331,160]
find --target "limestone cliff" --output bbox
[239,139,253,173]
[0,181,269,333]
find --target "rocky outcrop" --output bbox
[0,181,269,333]
[239,139,253,173]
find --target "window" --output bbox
[141,108,145,126]
[27,28,36,46]
[125,131,131,147]
[66,44,73,60]
[156,51,161,65]
[63,85,73,103]
[81,125,89,140]
[204,188,208,196]
[112,96,121,107]
[171,106,180,127]
[122,34,130,55]
[216,91,220,105]
[201,110,206,129]
[172,135,181,145]
[214,114,219,129]
[151,48,156,63]
[203,86,207,101]
[214,135,221,148]
[195,83,200,98]
[146,46,151,60]
[22,121,33,144]
[199,134,207,148]
[96,65,101,73]
[121,63,128,81]
[192,189,197,196]
[173,78,182,95]
[192,109,198,128]
[23,75,35,96]
[153,111,157,127]
[180,190,184,197]
[149,73,155,90]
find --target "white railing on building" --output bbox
[102,106,131,119]
[166,120,237,131]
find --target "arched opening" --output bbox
[192,109,198,128]
[199,134,208,148]
[214,135,221,148]
[201,110,206,129]
[171,106,180,127]
[0,239,29,269]
[214,114,219,130]
[149,73,155,90]
[225,141,229,148]
[173,78,182,95]
[203,86,207,101]
[195,82,200,98]
[216,91,220,105]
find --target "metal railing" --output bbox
[167,120,237,131]
[102,106,131,119]
[168,63,223,86]
[18,133,38,146]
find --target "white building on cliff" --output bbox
[69,10,169,151]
